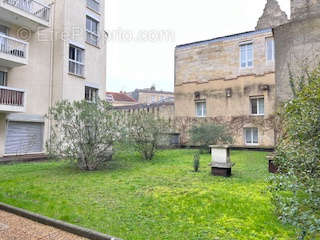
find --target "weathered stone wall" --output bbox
[175,30,276,147]
[174,74,276,146]
[256,0,288,30]
[274,16,320,103]
[175,30,274,86]
[291,0,320,20]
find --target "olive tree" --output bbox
[189,122,233,153]
[124,111,169,160]
[270,67,320,239]
[46,99,121,171]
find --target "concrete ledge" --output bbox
[0,154,48,165]
[0,202,121,240]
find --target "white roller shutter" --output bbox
[5,121,44,155]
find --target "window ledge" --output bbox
[87,6,101,15]
[85,41,101,49]
[250,114,265,117]
[68,72,86,79]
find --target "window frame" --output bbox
[266,37,275,62]
[69,44,85,77]
[195,100,207,118]
[244,128,259,145]
[86,16,99,46]
[250,96,265,116]
[239,42,254,69]
[85,86,99,102]
[0,71,7,86]
[87,0,100,13]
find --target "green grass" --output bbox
[0,150,296,239]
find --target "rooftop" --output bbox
[176,28,272,49]
[106,92,137,103]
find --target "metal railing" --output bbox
[5,0,50,22]
[0,86,24,106]
[0,33,27,59]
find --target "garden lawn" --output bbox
[0,150,296,240]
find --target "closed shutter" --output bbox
[5,121,44,155]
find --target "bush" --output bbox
[189,123,233,153]
[270,67,320,239]
[124,111,169,160]
[46,99,121,171]
[193,152,200,172]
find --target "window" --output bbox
[85,86,98,102]
[196,101,206,117]
[266,38,274,62]
[87,0,100,12]
[0,71,7,86]
[250,97,264,115]
[245,128,259,145]
[106,94,114,103]
[151,96,155,103]
[69,45,84,77]
[240,43,253,68]
[86,16,99,46]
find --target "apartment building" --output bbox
[174,0,288,147]
[0,0,106,157]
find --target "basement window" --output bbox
[245,128,259,145]
[196,101,206,117]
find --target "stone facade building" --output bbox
[0,0,107,157]
[129,86,174,105]
[174,0,288,147]
[275,0,320,103]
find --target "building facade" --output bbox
[174,0,288,147]
[275,0,320,104]
[106,92,137,107]
[129,87,174,105]
[0,0,106,157]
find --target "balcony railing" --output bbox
[0,86,24,106]
[5,0,50,22]
[0,33,27,59]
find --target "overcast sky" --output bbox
[105,0,290,93]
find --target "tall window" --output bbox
[245,128,259,145]
[69,45,84,77]
[85,86,98,102]
[196,101,206,117]
[87,0,100,12]
[151,96,155,103]
[250,97,264,115]
[266,38,274,62]
[0,71,7,86]
[240,43,253,68]
[86,16,99,46]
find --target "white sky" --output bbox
[105,0,290,92]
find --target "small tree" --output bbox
[189,122,233,153]
[125,111,168,160]
[46,99,121,171]
[270,66,320,239]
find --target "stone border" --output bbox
[0,202,121,240]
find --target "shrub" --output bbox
[193,152,200,172]
[270,67,320,239]
[124,111,169,160]
[189,123,233,153]
[46,99,121,171]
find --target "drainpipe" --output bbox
[48,1,56,146]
